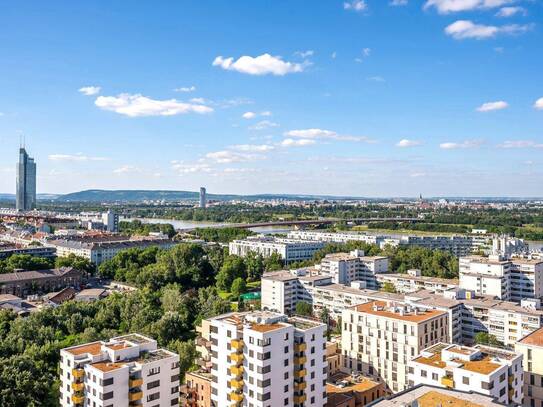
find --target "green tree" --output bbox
[263,252,283,272]
[231,278,247,298]
[474,332,503,347]
[169,340,197,381]
[381,282,397,293]
[216,256,246,291]
[295,301,313,317]
[55,254,95,275]
[245,251,265,282]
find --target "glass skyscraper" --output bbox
[16,147,36,211]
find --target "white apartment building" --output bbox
[207,311,327,407]
[397,235,475,256]
[49,237,176,265]
[287,230,386,246]
[409,343,523,405]
[376,269,459,294]
[459,255,543,302]
[59,333,180,407]
[493,235,528,257]
[319,250,388,289]
[229,237,325,264]
[341,301,449,393]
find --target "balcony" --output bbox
[294,356,307,365]
[294,394,307,403]
[231,339,244,350]
[294,369,307,378]
[71,394,85,404]
[230,379,244,389]
[230,392,244,402]
[230,353,244,364]
[441,376,454,388]
[128,391,143,401]
[72,368,84,378]
[294,343,307,352]
[294,382,307,391]
[129,377,143,387]
[508,376,514,384]
[71,382,84,391]
[231,366,244,377]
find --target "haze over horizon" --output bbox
[0,1,542,197]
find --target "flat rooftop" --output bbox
[327,372,381,394]
[519,327,543,347]
[354,300,447,323]
[64,342,103,356]
[378,273,459,286]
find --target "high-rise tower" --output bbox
[16,147,36,211]
[199,187,207,208]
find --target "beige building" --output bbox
[341,301,449,393]
[516,327,543,407]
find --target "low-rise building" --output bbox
[0,293,36,315]
[229,236,326,263]
[368,384,507,407]
[515,326,543,407]
[182,370,212,407]
[207,311,328,407]
[326,372,384,407]
[0,267,82,297]
[0,244,56,259]
[320,251,388,289]
[327,340,342,377]
[74,288,108,302]
[341,301,450,393]
[408,343,523,405]
[59,333,180,407]
[376,270,459,294]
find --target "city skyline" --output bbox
[0,1,542,197]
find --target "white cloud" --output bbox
[189,97,208,104]
[367,76,385,82]
[242,111,256,119]
[331,52,337,59]
[79,86,101,96]
[390,0,408,5]
[445,20,532,40]
[249,120,279,130]
[229,144,276,152]
[410,172,426,178]
[440,140,483,149]
[476,100,508,112]
[113,165,141,174]
[497,140,543,149]
[284,128,373,143]
[295,50,314,58]
[174,86,196,92]
[212,54,307,76]
[280,138,316,147]
[171,161,212,174]
[48,153,108,161]
[534,97,543,110]
[94,93,213,117]
[344,0,367,12]
[424,0,513,14]
[396,139,422,148]
[355,48,371,63]
[205,150,263,164]
[496,6,526,17]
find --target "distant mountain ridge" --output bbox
[54,189,361,202]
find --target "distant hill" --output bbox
[54,189,361,202]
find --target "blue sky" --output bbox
[0,0,542,197]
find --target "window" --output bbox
[284,346,288,353]
[462,377,470,385]
[148,367,161,376]
[432,373,438,381]
[102,377,114,386]
[421,370,427,378]
[102,391,113,400]
[147,380,160,390]
[147,392,160,402]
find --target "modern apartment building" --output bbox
[15,147,36,212]
[48,236,176,265]
[229,237,326,264]
[397,235,475,256]
[287,231,386,246]
[59,333,180,407]
[199,187,207,209]
[320,250,388,289]
[459,255,543,302]
[207,311,327,407]
[375,270,459,294]
[408,343,523,405]
[341,301,449,393]
[368,384,507,407]
[515,327,543,407]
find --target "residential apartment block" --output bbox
[409,343,523,405]
[515,327,543,407]
[459,255,543,302]
[320,250,388,289]
[59,333,180,407]
[287,231,386,246]
[207,311,327,407]
[0,266,83,297]
[229,236,325,264]
[341,301,449,393]
[375,269,459,294]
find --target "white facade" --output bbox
[319,250,388,289]
[341,301,450,393]
[287,230,385,245]
[59,333,179,407]
[101,211,119,232]
[376,271,459,294]
[199,187,207,209]
[459,255,543,302]
[229,237,325,263]
[409,343,523,405]
[208,311,327,407]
